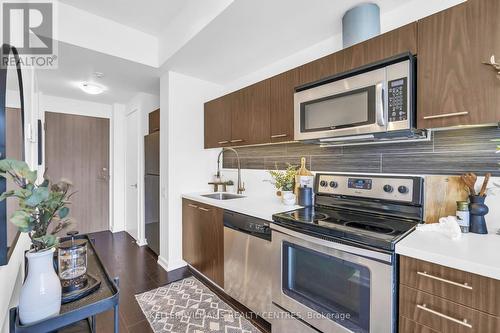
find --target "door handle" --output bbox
[417,271,472,290]
[423,111,469,120]
[130,184,138,188]
[271,134,288,139]
[417,304,472,328]
[375,82,385,126]
[198,207,210,212]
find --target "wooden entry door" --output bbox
[45,112,110,234]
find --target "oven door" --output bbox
[271,225,394,333]
[294,67,386,141]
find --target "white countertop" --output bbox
[396,230,500,280]
[182,192,301,221]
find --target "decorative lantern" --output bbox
[58,232,88,293]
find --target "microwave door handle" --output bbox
[375,82,385,126]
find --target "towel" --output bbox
[416,216,462,240]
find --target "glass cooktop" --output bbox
[272,206,419,251]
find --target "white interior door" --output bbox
[126,110,139,240]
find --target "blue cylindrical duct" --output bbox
[342,3,381,48]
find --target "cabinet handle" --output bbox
[188,204,198,209]
[417,271,473,290]
[271,134,288,138]
[423,111,469,120]
[230,139,244,143]
[218,140,229,144]
[417,304,472,328]
[198,207,210,212]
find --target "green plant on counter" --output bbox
[0,159,74,252]
[267,163,297,192]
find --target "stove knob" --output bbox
[320,180,328,187]
[398,185,409,194]
[383,185,393,193]
[329,181,338,188]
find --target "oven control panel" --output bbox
[316,174,418,203]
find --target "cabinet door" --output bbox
[231,80,271,146]
[182,200,224,288]
[204,95,232,148]
[270,69,300,142]
[417,0,500,128]
[182,199,202,269]
[298,22,417,85]
[197,203,224,288]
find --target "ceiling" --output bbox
[167,0,412,84]
[58,0,188,36]
[35,42,160,104]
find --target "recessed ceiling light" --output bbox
[79,82,105,95]
[94,72,104,78]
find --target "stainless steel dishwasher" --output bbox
[223,210,272,319]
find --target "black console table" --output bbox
[9,235,120,333]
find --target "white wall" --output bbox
[123,93,160,245]
[111,103,127,232]
[1,68,39,332]
[158,71,223,271]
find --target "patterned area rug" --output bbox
[135,276,262,333]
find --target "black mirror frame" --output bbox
[0,44,25,266]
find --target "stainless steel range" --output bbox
[271,173,424,333]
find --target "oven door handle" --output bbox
[271,224,393,264]
[375,82,385,127]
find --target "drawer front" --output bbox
[399,316,439,333]
[400,285,500,333]
[400,256,500,316]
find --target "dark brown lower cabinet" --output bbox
[399,256,500,333]
[182,199,224,288]
[399,315,439,333]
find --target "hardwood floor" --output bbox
[88,231,191,333]
[68,230,270,333]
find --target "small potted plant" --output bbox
[0,159,74,324]
[266,164,297,204]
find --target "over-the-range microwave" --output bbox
[294,53,425,144]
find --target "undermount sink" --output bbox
[201,193,245,200]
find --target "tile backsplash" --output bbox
[223,127,500,176]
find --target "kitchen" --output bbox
[179,0,500,332]
[1,0,499,332]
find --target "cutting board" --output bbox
[424,175,468,223]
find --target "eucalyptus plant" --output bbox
[0,159,74,252]
[267,163,298,192]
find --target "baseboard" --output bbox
[136,238,148,246]
[157,256,186,272]
[110,227,125,233]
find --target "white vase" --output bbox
[281,191,296,205]
[19,248,61,325]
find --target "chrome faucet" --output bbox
[216,147,245,194]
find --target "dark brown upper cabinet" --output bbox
[231,80,271,146]
[417,0,500,128]
[298,22,417,86]
[148,108,160,134]
[269,69,300,143]
[204,94,233,148]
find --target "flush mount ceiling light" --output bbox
[79,82,105,95]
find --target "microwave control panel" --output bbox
[388,77,408,122]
